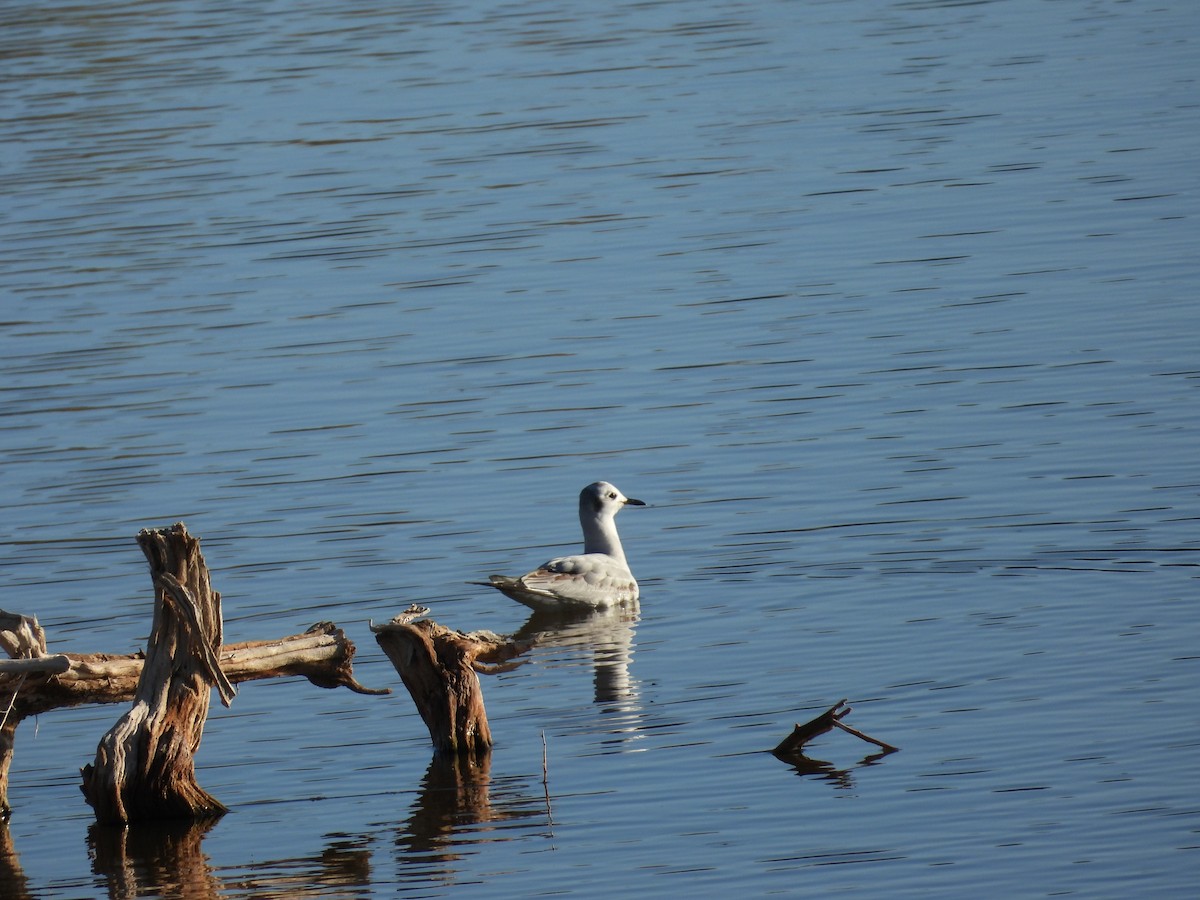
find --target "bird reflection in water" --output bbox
[512,601,644,733]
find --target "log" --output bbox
[372,607,532,756]
[79,523,230,823]
[4,623,382,717]
[0,656,71,675]
[0,622,384,818]
[215,622,386,694]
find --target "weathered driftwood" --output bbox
[1,622,381,715]
[0,609,49,823]
[372,607,532,756]
[0,518,388,820]
[79,523,234,823]
[771,699,898,759]
[0,615,384,818]
[0,655,71,675]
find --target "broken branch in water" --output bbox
[771,699,898,758]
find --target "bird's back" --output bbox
[488,552,638,610]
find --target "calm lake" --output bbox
[1,0,1197,896]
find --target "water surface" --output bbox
[1,0,1197,897]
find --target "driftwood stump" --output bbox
[372,608,531,756]
[80,523,234,824]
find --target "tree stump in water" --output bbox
[372,608,532,756]
[80,523,235,824]
[0,610,49,822]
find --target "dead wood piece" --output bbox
[1,610,48,820]
[0,655,70,676]
[0,610,47,661]
[372,615,533,756]
[0,622,385,816]
[3,624,384,720]
[216,622,388,695]
[772,700,898,759]
[80,523,230,824]
[155,570,235,706]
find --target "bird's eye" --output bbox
[608,492,617,499]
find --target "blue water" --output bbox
[2,0,1198,897]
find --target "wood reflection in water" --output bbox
[0,821,33,900]
[397,752,546,865]
[89,818,222,900]
[775,750,896,791]
[88,818,374,899]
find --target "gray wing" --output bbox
[515,554,639,608]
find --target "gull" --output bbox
[479,481,646,611]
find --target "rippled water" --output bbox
[2,0,1197,897]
